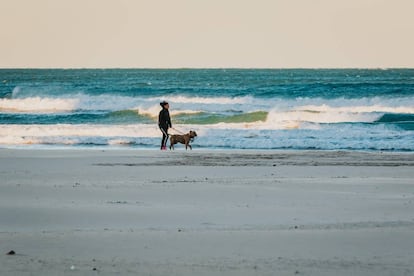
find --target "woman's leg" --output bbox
[160,127,168,149]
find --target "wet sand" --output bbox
[1,149,414,275]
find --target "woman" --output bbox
[158,101,172,150]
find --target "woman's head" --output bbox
[160,101,169,108]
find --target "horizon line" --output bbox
[1,67,413,70]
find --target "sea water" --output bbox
[1,69,413,151]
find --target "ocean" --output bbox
[1,69,413,151]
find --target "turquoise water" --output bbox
[1,69,414,150]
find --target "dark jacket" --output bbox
[158,108,172,129]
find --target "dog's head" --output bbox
[189,130,197,138]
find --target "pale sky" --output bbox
[1,0,413,68]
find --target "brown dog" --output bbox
[169,131,197,150]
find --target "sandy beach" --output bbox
[1,149,414,275]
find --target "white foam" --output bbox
[0,97,79,113]
[136,105,163,118]
[3,93,413,118]
[0,124,160,138]
[265,109,381,125]
[170,95,251,105]
[296,104,414,115]
[136,105,203,118]
[0,93,250,114]
[1,122,413,151]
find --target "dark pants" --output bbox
[160,127,169,149]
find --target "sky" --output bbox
[1,0,414,68]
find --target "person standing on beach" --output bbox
[158,101,172,150]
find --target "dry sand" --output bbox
[1,149,414,275]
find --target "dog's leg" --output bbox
[169,137,175,150]
[185,141,192,150]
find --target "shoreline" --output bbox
[1,148,413,166]
[1,149,414,275]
